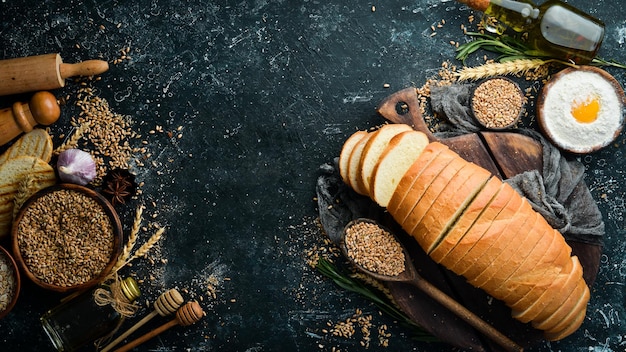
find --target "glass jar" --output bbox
[41,277,141,352]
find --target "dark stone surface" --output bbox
[0,0,624,351]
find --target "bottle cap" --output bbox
[120,277,141,302]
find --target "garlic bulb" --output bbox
[57,149,97,185]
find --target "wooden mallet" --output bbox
[0,91,60,146]
[100,288,185,352]
[112,301,205,352]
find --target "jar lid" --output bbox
[120,277,141,302]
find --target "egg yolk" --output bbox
[571,95,600,123]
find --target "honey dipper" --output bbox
[0,53,109,96]
[101,288,184,352]
[112,301,205,352]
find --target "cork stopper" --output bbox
[457,0,490,12]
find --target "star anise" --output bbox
[102,168,137,206]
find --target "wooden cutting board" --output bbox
[374,87,602,351]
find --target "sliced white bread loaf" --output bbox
[370,130,429,207]
[338,129,590,341]
[339,130,368,187]
[358,124,413,194]
[387,142,449,215]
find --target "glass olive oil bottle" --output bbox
[459,0,605,64]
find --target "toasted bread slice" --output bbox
[410,162,491,253]
[339,130,368,187]
[358,124,413,194]
[387,142,448,215]
[0,156,56,238]
[370,130,429,207]
[0,128,54,164]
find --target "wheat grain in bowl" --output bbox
[537,66,625,154]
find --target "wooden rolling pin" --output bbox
[0,91,60,146]
[0,53,109,96]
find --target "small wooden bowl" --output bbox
[11,184,122,292]
[0,245,20,319]
[470,76,525,130]
[537,66,625,154]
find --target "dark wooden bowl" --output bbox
[470,76,525,130]
[11,184,122,293]
[0,245,20,319]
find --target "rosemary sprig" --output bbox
[315,257,437,341]
[456,32,626,69]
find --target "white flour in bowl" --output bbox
[540,69,624,153]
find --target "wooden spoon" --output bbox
[101,288,185,352]
[112,301,204,352]
[340,218,523,352]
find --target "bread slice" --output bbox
[506,229,573,311]
[0,128,54,164]
[466,207,542,287]
[391,148,458,226]
[339,130,368,187]
[484,213,554,301]
[440,182,517,271]
[401,156,467,250]
[544,287,589,341]
[410,162,491,253]
[429,176,501,263]
[456,191,529,280]
[358,124,413,194]
[370,130,429,207]
[0,156,56,238]
[544,279,590,336]
[346,132,372,195]
[387,142,449,215]
[528,257,584,329]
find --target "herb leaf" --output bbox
[456,32,626,69]
[315,257,437,341]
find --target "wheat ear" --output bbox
[112,204,144,272]
[53,122,90,155]
[456,58,550,81]
[130,227,165,261]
